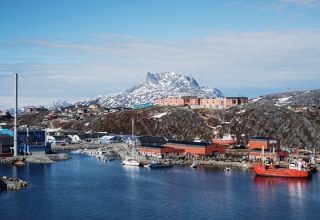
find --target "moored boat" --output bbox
[253,162,310,178]
[122,158,141,166]
[190,162,197,168]
[315,158,320,172]
[149,160,172,169]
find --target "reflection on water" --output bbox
[254,176,312,219]
[122,165,142,179]
[254,176,310,187]
[254,176,310,197]
[1,154,319,220]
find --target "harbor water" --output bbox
[1,153,320,220]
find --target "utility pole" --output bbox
[13,73,18,156]
[131,117,135,144]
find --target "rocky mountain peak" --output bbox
[76,72,224,108]
[145,72,199,88]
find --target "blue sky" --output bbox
[0,0,320,109]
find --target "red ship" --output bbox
[253,162,310,178]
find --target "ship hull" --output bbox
[253,164,310,178]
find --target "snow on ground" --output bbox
[252,97,262,102]
[237,109,246,114]
[152,112,168,119]
[278,96,291,103]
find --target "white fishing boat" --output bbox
[122,158,141,166]
[148,160,173,169]
[190,162,197,168]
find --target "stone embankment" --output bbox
[0,153,71,165]
[0,176,29,190]
[52,143,102,151]
[160,159,252,169]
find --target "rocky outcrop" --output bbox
[0,154,71,164]
[72,106,213,141]
[0,176,29,190]
[197,103,320,150]
[252,89,320,108]
[24,156,54,163]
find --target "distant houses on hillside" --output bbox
[153,96,248,109]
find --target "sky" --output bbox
[0,0,320,110]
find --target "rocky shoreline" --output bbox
[171,159,253,169]
[0,176,29,190]
[0,153,71,165]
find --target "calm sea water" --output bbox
[1,153,319,220]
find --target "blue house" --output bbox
[0,129,13,136]
[18,129,51,155]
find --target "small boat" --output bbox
[122,158,141,166]
[224,167,231,172]
[101,155,108,162]
[71,149,82,154]
[108,157,115,161]
[315,158,320,172]
[151,161,172,169]
[253,162,310,178]
[190,162,197,168]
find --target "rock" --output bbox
[0,177,29,190]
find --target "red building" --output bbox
[137,146,182,158]
[224,97,248,108]
[137,136,183,158]
[248,137,280,151]
[183,96,200,107]
[248,137,289,161]
[200,98,224,109]
[137,136,226,158]
[153,96,248,109]
[165,140,225,156]
[153,97,186,107]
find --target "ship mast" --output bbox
[262,145,264,166]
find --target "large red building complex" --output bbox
[137,136,226,158]
[165,141,226,156]
[137,146,183,158]
[153,96,248,109]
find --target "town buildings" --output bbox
[0,127,51,155]
[0,134,13,156]
[137,136,226,158]
[18,128,51,155]
[248,137,289,161]
[153,96,248,109]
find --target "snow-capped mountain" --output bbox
[49,100,74,109]
[75,72,224,108]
